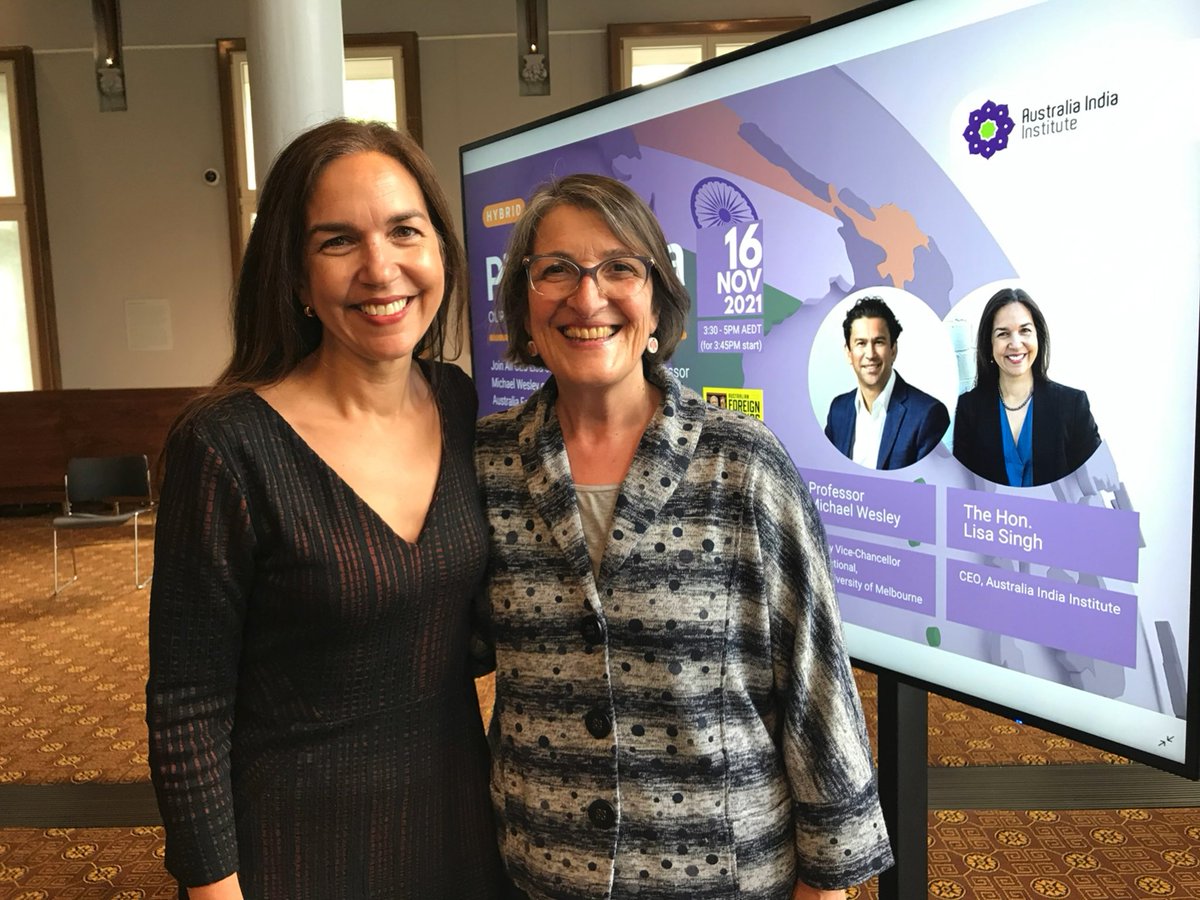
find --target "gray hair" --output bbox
[496,173,690,367]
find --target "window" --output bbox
[0,47,59,390]
[216,34,422,272]
[608,18,811,91]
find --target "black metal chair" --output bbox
[52,454,154,594]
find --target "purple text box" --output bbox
[696,332,764,354]
[946,488,1140,582]
[829,535,936,616]
[695,221,764,318]
[801,467,936,544]
[946,560,1137,667]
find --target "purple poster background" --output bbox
[459,0,1199,741]
[947,487,1140,581]
[695,220,765,319]
[947,560,1137,668]
[830,535,936,616]
[801,468,936,543]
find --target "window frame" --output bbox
[215,32,422,276]
[1,46,60,390]
[607,18,811,93]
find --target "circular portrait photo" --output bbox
[809,287,958,471]
[946,282,1102,488]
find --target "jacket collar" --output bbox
[515,366,705,589]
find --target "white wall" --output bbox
[0,0,867,388]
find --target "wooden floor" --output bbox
[2,514,1198,898]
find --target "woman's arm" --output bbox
[748,428,894,888]
[951,391,974,466]
[470,409,498,681]
[794,884,847,900]
[146,421,256,887]
[1065,387,1102,471]
[185,873,244,900]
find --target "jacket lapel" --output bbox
[518,370,703,589]
[518,381,594,585]
[600,372,702,585]
[875,374,906,469]
[1030,380,1053,484]
[833,397,855,457]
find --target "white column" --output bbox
[246,0,345,183]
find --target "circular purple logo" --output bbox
[690,177,757,228]
[963,100,1015,159]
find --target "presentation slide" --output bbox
[462,0,1200,772]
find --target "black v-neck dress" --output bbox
[146,362,503,899]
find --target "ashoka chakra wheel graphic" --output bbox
[690,177,757,228]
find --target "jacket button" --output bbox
[580,615,605,645]
[587,798,616,828]
[584,708,612,739]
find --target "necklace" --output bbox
[999,387,1033,412]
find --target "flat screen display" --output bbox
[461,0,1200,776]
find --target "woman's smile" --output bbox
[300,151,445,368]
[356,296,411,317]
[560,324,619,341]
[524,204,657,395]
[991,301,1038,379]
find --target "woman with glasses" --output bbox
[476,173,892,900]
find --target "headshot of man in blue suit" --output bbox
[824,296,950,469]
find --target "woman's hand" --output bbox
[792,882,847,900]
[185,873,243,899]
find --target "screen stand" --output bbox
[875,671,928,898]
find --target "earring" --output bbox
[647,336,660,355]
[302,305,315,318]
[527,340,538,357]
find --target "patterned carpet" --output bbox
[0,517,154,786]
[4,810,1199,899]
[3,515,1198,898]
[0,827,176,899]
[0,516,1122,784]
[921,808,1200,898]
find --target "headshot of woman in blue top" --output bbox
[953,287,1101,487]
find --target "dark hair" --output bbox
[497,173,690,367]
[220,118,464,393]
[973,287,1051,389]
[842,296,902,345]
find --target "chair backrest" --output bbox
[65,455,152,506]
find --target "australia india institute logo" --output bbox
[962,99,1015,159]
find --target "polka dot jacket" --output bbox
[475,368,894,899]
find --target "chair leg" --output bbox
[53,528,79,595]
[133,514,152,590]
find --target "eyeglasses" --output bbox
[523,254,654,300]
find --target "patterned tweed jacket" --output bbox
[476,369,893,900]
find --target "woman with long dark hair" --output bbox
[953,287,1101,486]
[146,120,504,899]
